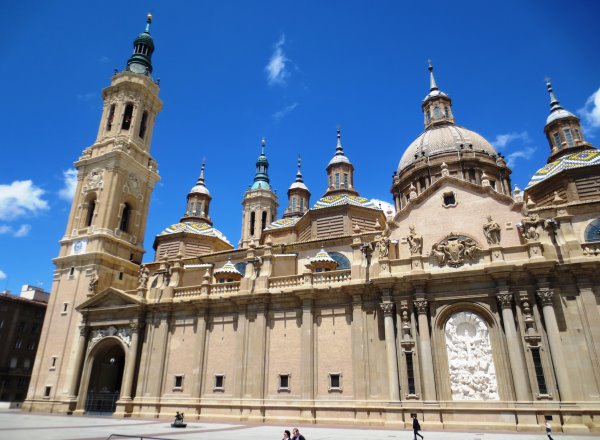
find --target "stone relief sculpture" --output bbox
[376,235,391,259]
[519,213,545,241]
[445,311,499,401]
[126,172,142,199]
[89,325,132,347]
[88,272,99,293]
[87,169,104,190]
[430,234,481,268]
[482,215,501,245]
[406,226,423,256]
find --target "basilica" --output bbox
[24,15,600,433]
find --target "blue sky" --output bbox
[1,1,599,293]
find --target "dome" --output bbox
[158,222,231,245]
[546,108,576,125]
[289,181,309,191]
[398,125,498,173]
[189,183,210,196]
[526,149,600,189]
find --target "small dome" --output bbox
[251,180,271,190]
[398,125,497,173]
[289,181,309,191]
[423,89,449,102]
[310,249,337,264]
[313,194,380,210]
[546,108,576,125]
[214,260,243,277]
[189,183,210,196]
[328,154,351,166]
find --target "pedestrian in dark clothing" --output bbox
[292,427,305,440]
[412,415,424,440]
[545,420,554,440]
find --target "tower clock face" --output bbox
[72,239,87,255]
[129,63,146,74]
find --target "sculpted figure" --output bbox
[406,226,423,256]
[88,272,99,293]
[376,235,391,258]
[482,215,501,245]
[138,265,149,289]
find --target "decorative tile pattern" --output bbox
[265,217,300,230]
[527,149,600,188]
[158,222,231,245]
[313,194,379,210]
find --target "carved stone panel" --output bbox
[431,234,481,268]
[445,311,499,401]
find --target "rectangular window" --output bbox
[62,303,69,315]
[15,339,22,349]
[69,267,75,277]
[406,352,416,394]
[51,356,58,369]
[564,128,574,147]
[292,197,297,210]
[343,173,348,188]
[300,199,304,210]
[278,374,290,391]
[531,347,548,395]
[335,173,340,189]
[575,129,582,141]
[118,272,124,281]
[106,104,116,132]
[328,372,342,391]
[214,374,225,391]
[122,103,134,130]
[44,386,51,398]
[174,375,183,390]
[552,132,561,147]
[138,111,148,139]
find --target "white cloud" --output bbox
[58,169,78,201]
[273,102,299,120]
[0,223,31,238]
[579,87,600,133]
[491,131,530,149]
[506,147,536,168]
[266,35,290,86]
[0,180,49,221]
[0,270,6,280]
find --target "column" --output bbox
[67,324,88,399]
[120,322,141,400]
[300,298,315,402]
[414,298,436,401]
[497,292,531,401]
[191,309,208,398]
[537,287,573,401]
[351,294,367,401]
[381,301,400,401]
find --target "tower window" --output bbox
[575,129,582,141]
[329,175,332,187]
[406,352,416,394]
[261,210,267,231]
[250,211,255,236]
[426,110,431,124]
[86,199,96,227]
[292,197,297,210]
[444,106,449,118]
[139,111,148,139]
[300,198,304,210]
[119,203,131,232]
[189,202,195,215]
[434,106,441,119]
[121,103,134,131]
[564,128,574,147]
[552,132,561,148]
[344,173,349,188]
[106,104,116,132]
[335,173,340,189]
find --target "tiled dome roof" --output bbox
[266,217,300,230]
[214,260,242,276]
[398,125,497,173]
[313,194,379,210]
[158,222,231,245]
[526,149,600,189]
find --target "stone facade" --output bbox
[23,17,600,433]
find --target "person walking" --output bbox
[412,414,424,440]
[282,429,291,440]
[292,427,305,440]
[545,419,554,440]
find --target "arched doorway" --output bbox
[84,343,125,414]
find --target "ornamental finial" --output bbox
[428,59,438,91]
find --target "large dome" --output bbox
[398,125,498,173]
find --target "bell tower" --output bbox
[24,14,162,413]
[240,138,279,247]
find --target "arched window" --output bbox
[328,252,350,270]
[189,202,195,215]
[106,104,115,132]
[426,110,431,124]
[584,218,600,242]
[119,203,131,232]
[261,211,267,231]
[121,103,134,130]
[300,198,304,210]
[250,212,255,236]
[335,173,340,189]
[86,199,96,227]
[138,111,148,139]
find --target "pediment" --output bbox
[77,287,145,312]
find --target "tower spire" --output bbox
[422,61,454,129]
[296,155,304,182]
[546,79,564,114]
[251,138,271,190]
[198,159,206,185]
[126,13,156,76]
[428,60,438,92]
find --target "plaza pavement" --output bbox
[0,410,596,440]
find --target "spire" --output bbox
[546,80,564,114]
[335,126,344,155]
[544,79,577,127]
[182,159,212,224]
[296,155,304,182]
[251,138,271,190]
[126,13,155,76]
[188,159,210,196]
[428,60,438,92]
[196,159,206,187]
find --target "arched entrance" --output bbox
[84,343,125,414]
